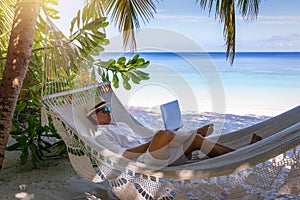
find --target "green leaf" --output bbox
[86,37,98,49]
[135,70,150,80]
[100,21,109,28]
[133,54,139,60]
[129,72,141,84]
[123,79,131,90]
[86,4,94,20]
[122,74,131,90]
[138,61,150,68]
[37,16,47,34]
[112,74,119,88]
[47,7,60,19]
[82,4,88,23]
[70,17,77,34]
[15,102,27,112]
[98,59,115,69]
[83,18,107,31]
[14,135,27,143]
[96,38,109,46]
[76,10,81,29]
[20,145,29,165]
[105,71,109,80]
[6,143,22,151]
[30,144,40,168]
[28,115,35,131]
[117,57,126,65]
[121,73,130,81]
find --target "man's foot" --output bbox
[197,124,214,137]
[250,133,262,144]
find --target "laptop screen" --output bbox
[160,100,182,131]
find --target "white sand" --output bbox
[0,143,118,200]
[0,109,299,199]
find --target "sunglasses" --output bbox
[99,106,111,113]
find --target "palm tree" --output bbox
[0,0,40,170]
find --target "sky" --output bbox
[56,0,300,52]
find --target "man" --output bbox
[87,101,262,167]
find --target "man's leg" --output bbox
[196,124,214,137]
[250,133,262,144]
[148,130,175,160]
[184,134,234,158]
[123,130,177,160]
[184,133,262,158]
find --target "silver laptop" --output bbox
[160,100,183,131]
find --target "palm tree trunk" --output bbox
[0,0,40,170]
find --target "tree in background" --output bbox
[0,0,40,170]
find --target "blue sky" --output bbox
[56,0,300,52]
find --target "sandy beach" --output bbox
[0,109,299,200]
[0,139,118,200]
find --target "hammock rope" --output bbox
[41,22,300,199]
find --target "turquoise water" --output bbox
[100,52,300,116]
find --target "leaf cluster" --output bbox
[95,54,150,90]
[69,4,110,58]
[6,97,66,168]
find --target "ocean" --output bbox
[100,52,300,117]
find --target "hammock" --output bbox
[42,81,300,199]
[40,20,300,199]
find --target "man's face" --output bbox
[93,106,111,125]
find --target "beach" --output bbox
[1,136,117,200]
[1,52,300,199]
[1,108,299,200]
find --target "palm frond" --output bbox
[104,0,157,51]
[0,0,16,48]
[221,0,236,64]
[87,0,106,17]
[237,0,260,20]
[197,0,259,64]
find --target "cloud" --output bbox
[239,33,300,51]
[267,33,300,49]
[256,15,300,25]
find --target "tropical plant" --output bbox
[0,0,150,169]
[6,96,64,168]
[95,55,150,89]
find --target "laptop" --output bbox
[160,100,183,131]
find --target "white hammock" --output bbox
[42,81,300,200]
